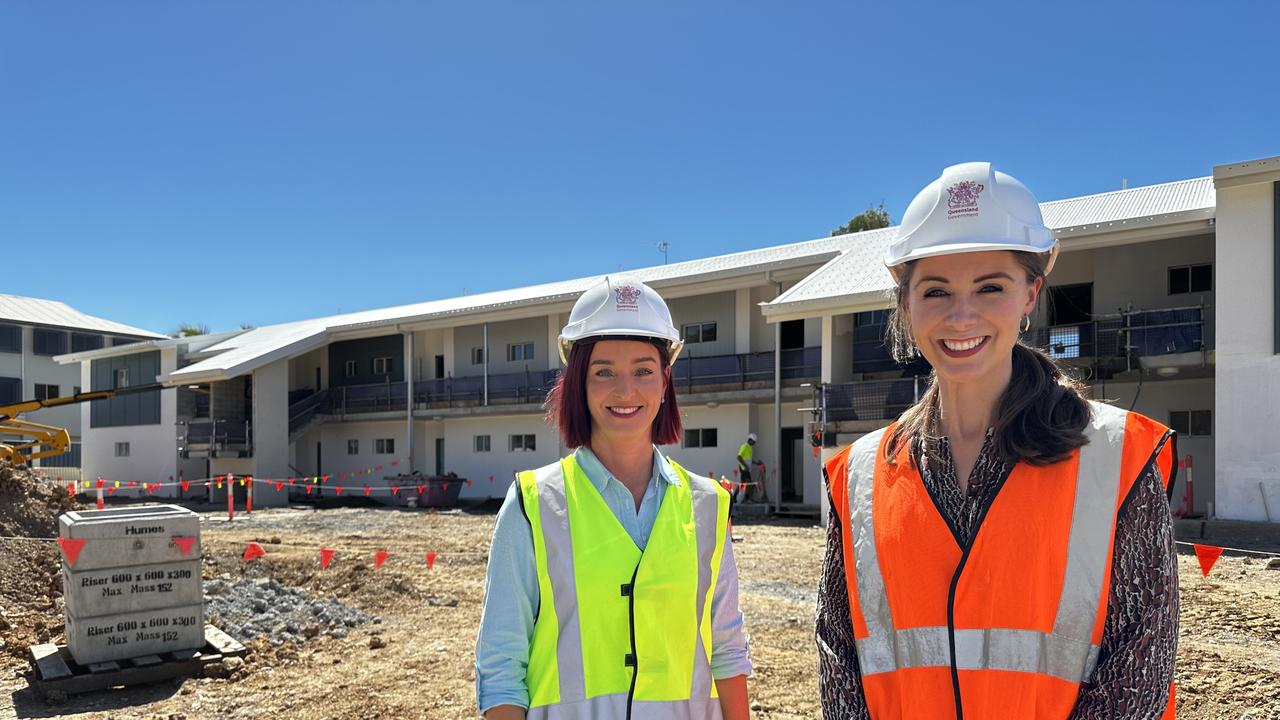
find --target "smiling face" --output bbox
[585,339,667,447]
[906,251,1042,386]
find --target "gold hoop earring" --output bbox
[1020,315,1031,333]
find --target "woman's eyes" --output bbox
[923,285,1003,298]
[594,367,655,378]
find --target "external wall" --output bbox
[1215,178,1278,521]
[668,291,736,358]
[1094,379,1215,515]
[0,325,85,437]
[288,347,328,392]
[454,317,552,376]
[447,414,562,500]
[252,358,291,506]
[79,347,180,495]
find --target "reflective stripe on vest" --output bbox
[519,455,729,719]
[833,401,1172,718]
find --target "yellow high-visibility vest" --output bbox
[518,454,729,719]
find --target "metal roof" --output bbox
[764,176,1217,317]
[163,234,858,382]
[0,293,165,338]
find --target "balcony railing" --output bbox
[671,347,821,392]
[820,378,921,423]
[285,347,825,421]
[1029,305,1207,362]
[182,419,252,457]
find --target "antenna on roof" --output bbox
[1121,177,1128,190]
[658,241,669,265]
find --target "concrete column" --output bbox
[735,288,751,354]
[443,327,456,377]
[820,315,835,383]
[251,358,290,507]
[547,313,563,369]
[404,330,414,471]
[1213,159,1280,522]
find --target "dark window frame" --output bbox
[1168,263,1212,295]
[33,328,67,356]
[682,322,718,344]
[0,324,20,353]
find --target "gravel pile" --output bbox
[204,576,379,646]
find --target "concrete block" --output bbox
[65,560,203,618]
[66,604,204,666]
[59,505,201,571]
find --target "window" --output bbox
[33,329,67,356]
[474,435,491,452]
[114,442,130,457]
[509,434,537,452]
[507,342,535,362]
[375,438,395,455]
[72,333,104,352]
[0,377,19,405]
[471,347,486,365]
[111,336,134,347]
[1169,264,1212,295]
[114,368,130,389]
[682,322,718,344]
[854,309,890,327]
[34,384,59,401]
[0,324,19,353]
[1169,410,1213,437]
[373,356,393,375]
[683,428,719,448]
[344,360,358,378]
[347,439,359,455]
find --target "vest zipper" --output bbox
[624,563,641,720]
[944,466,1014,720]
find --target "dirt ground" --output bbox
[1,501,1279,719]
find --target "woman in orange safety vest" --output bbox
[816,163,1178,719]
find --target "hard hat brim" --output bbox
[558,332,685,365]
[886,240,1059,283]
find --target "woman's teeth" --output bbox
[943,337,985,352]
[609,406,640,416]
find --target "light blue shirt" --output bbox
[475,446,752,714]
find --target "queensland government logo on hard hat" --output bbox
[614,285,641,312]
[946,180,985,219]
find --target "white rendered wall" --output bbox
[0,326,85,438]
[668,291,737,358]
[79,347,180,496]
[251,358,291,506]
[1214,178,1278,521]
[666,403,751,482]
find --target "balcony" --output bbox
[181,419,252,458]
[285,347,824,423]
[1030,305,1207,362]
[819,378,921,423]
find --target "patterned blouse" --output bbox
[815,431,1179,719]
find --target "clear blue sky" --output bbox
[2,2,1276,335]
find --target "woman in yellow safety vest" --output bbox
[476,274,753,720]
[816,163,1178,719]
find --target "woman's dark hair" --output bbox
[544,337,682,449]
[884,251,1091,467]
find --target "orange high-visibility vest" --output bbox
[825,401,1176,719]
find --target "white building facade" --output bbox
[0,294,164,470]
[55,154,1280,523]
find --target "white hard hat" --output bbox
[558,274,684,364]
[884,162,1058,282]
[747,433,757,442]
